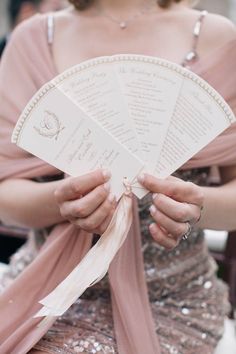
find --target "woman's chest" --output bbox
[52,18,193,73]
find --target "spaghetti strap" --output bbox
[47,14,54,45]
[182,10,208,67]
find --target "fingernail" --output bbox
[104,182,110,191]
[150,205,157,215]
[138,173,145,184]
[152,193,158,200]
[108,193,115,203]
[103,169,111,181]
[149,223,156,233]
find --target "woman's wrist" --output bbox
[0,178,65,229]
[195,183,236,231]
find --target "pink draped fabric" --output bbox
[184,38,236,169]
[0,14,236,354]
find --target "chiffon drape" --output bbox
[0,14,236,354]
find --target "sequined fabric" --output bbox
[0,169,230,354]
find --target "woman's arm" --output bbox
[0,169,115,231]
[197,165,236,231]
[0,178,64,229]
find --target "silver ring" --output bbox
[182,222,192,240]
[196,205,204,223]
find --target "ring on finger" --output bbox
[196,205,204,223]
[182,221,192,240]
[183,202,203,225]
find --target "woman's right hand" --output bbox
[54,169,116,234]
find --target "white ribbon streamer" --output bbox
[34,192,133,319]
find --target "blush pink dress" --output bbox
[0,10,236,354]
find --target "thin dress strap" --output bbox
[182,10,208,67]
[47,14,55,45]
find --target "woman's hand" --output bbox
[138,174,204,250]
[55,169,116,234]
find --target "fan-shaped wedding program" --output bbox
[12,55,236,319]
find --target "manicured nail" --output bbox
[149,223,157,233]
[108,193,115,203]
[150,205,157,215]
[103,169,111,181]
[104,182,110,191]
[152,193,158,200]
[138,173,145,184]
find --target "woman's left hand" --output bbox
[138,174,204,250]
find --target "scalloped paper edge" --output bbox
[11,54,236,144]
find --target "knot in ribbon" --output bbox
[123,177,134,197]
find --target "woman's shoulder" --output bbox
[1,13,57,81]
[4,14,52,59]
[190,10,236,57]
[178,8,235,59]
[201,12,235,46]
[10,13,46,42]
[8,9,69,46]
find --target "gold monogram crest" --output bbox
[34,111,65,140]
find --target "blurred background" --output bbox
[198,0,236,21]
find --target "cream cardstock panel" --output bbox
[12,55,236,200]
[114,59,183,168]
[58,58,142,157]
[154,72,236,177]
[12,87,146,200]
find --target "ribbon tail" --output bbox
[34,194,133,319]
